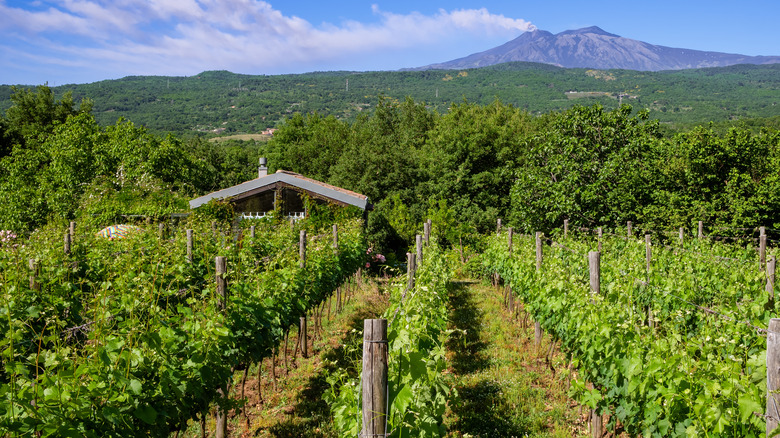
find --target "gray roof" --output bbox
[189,170,369,210]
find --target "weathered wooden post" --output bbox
[497,218,502,234]
[627,221,632,238]
[645,234,652,276]
[416,234,423,267]
[215,256,228,438]
[407,252,415,290]
[591,408,603,438]
[424,220,431,245]
[588,251,600,298]
[536,232,543,271]
[564,219,569,238]
[64,232,71,256]
[186,229,194,263]
[158,222,166,240]
[508,227,513,253]
[768,256,777,302]
[300,316,308,358]
[29,259,40,292]
[760,234,767,272]
[679,227,684,246]
[69,221,76,244]
[534,231,543,347]
[361,319,388,438]
[767,318,780,435]
[299,230,307,269]
[698,221,704,240]
[250,225,256,239]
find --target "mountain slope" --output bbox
[415,26,780,71]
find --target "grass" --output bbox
[443,280,590,437]
[176,278,389,437]
[174,275,593,437]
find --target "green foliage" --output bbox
[0,216,366,436]
[482,231,769,436]
[327,240,454,437]
[3,64,779,137]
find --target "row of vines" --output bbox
[0,217,365,437]
[327,240,454,437]
[482,227,775,436]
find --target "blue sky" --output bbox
[1,0,778,85]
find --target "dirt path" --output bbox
[443,280,589,437]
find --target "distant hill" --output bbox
[414,26,780,71]
[2,63,779,135]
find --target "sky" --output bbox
[1,0,779,85]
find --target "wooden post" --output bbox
[768,256,777,301]
[591,409,603,438]
[299,230,307,269]
[597,227,602,253]
[679,227,684,246]
[534,321,542,351]
[645,234,652,277]
[424,220,431,245]
[535,232,543,271]
[407,252,414,290]
[29,259,40,292]
[497,218,502,234]
[69,221,76,244]
[64,232,71,255]
[215,255,228,438]
[760,234,767,272]
[627,221,632,238]
[564,219,569,238]
[698,221,704,240]
[332,224,338,255]
[158,222,165,240]
[416,234,423,267]
[508,227,513,253]
[361,319,388,438]
[300,316,308,358]
[215,257,227,309]
[767,318,780,435]
[186,229,193,263]
[588,252,600,298]
[250,225,256,238]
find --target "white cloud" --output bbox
[0,0,535,81]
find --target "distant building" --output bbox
[189,158,370,221]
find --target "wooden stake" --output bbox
[69,221,76,244]
[767,318,780,435]
[679,227,684,246]
[588,252,600,298]
[760,234,767,272]
[627,221,632,238]
[698,221,704,240]
[767,256,776,301]
[361,319,388,438]
[299,230,307,269]
[536,231,543,271]
[186,229,193,263]
[250,225,256,238]
[300,316,308,358]
[597,227,602,253]
[333,224,338,255]
[564,219,569,238]
[29,259,40,292]
[497,218,502,234]
[416,234,423,267]
[216,257,227,310]
[508,227,513,253]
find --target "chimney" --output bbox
[258,157,268,177]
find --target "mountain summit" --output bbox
[414,26,780,71]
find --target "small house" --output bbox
[189,158,370,220]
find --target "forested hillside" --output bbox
[1,63,779,136]
[0,86,778,261]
